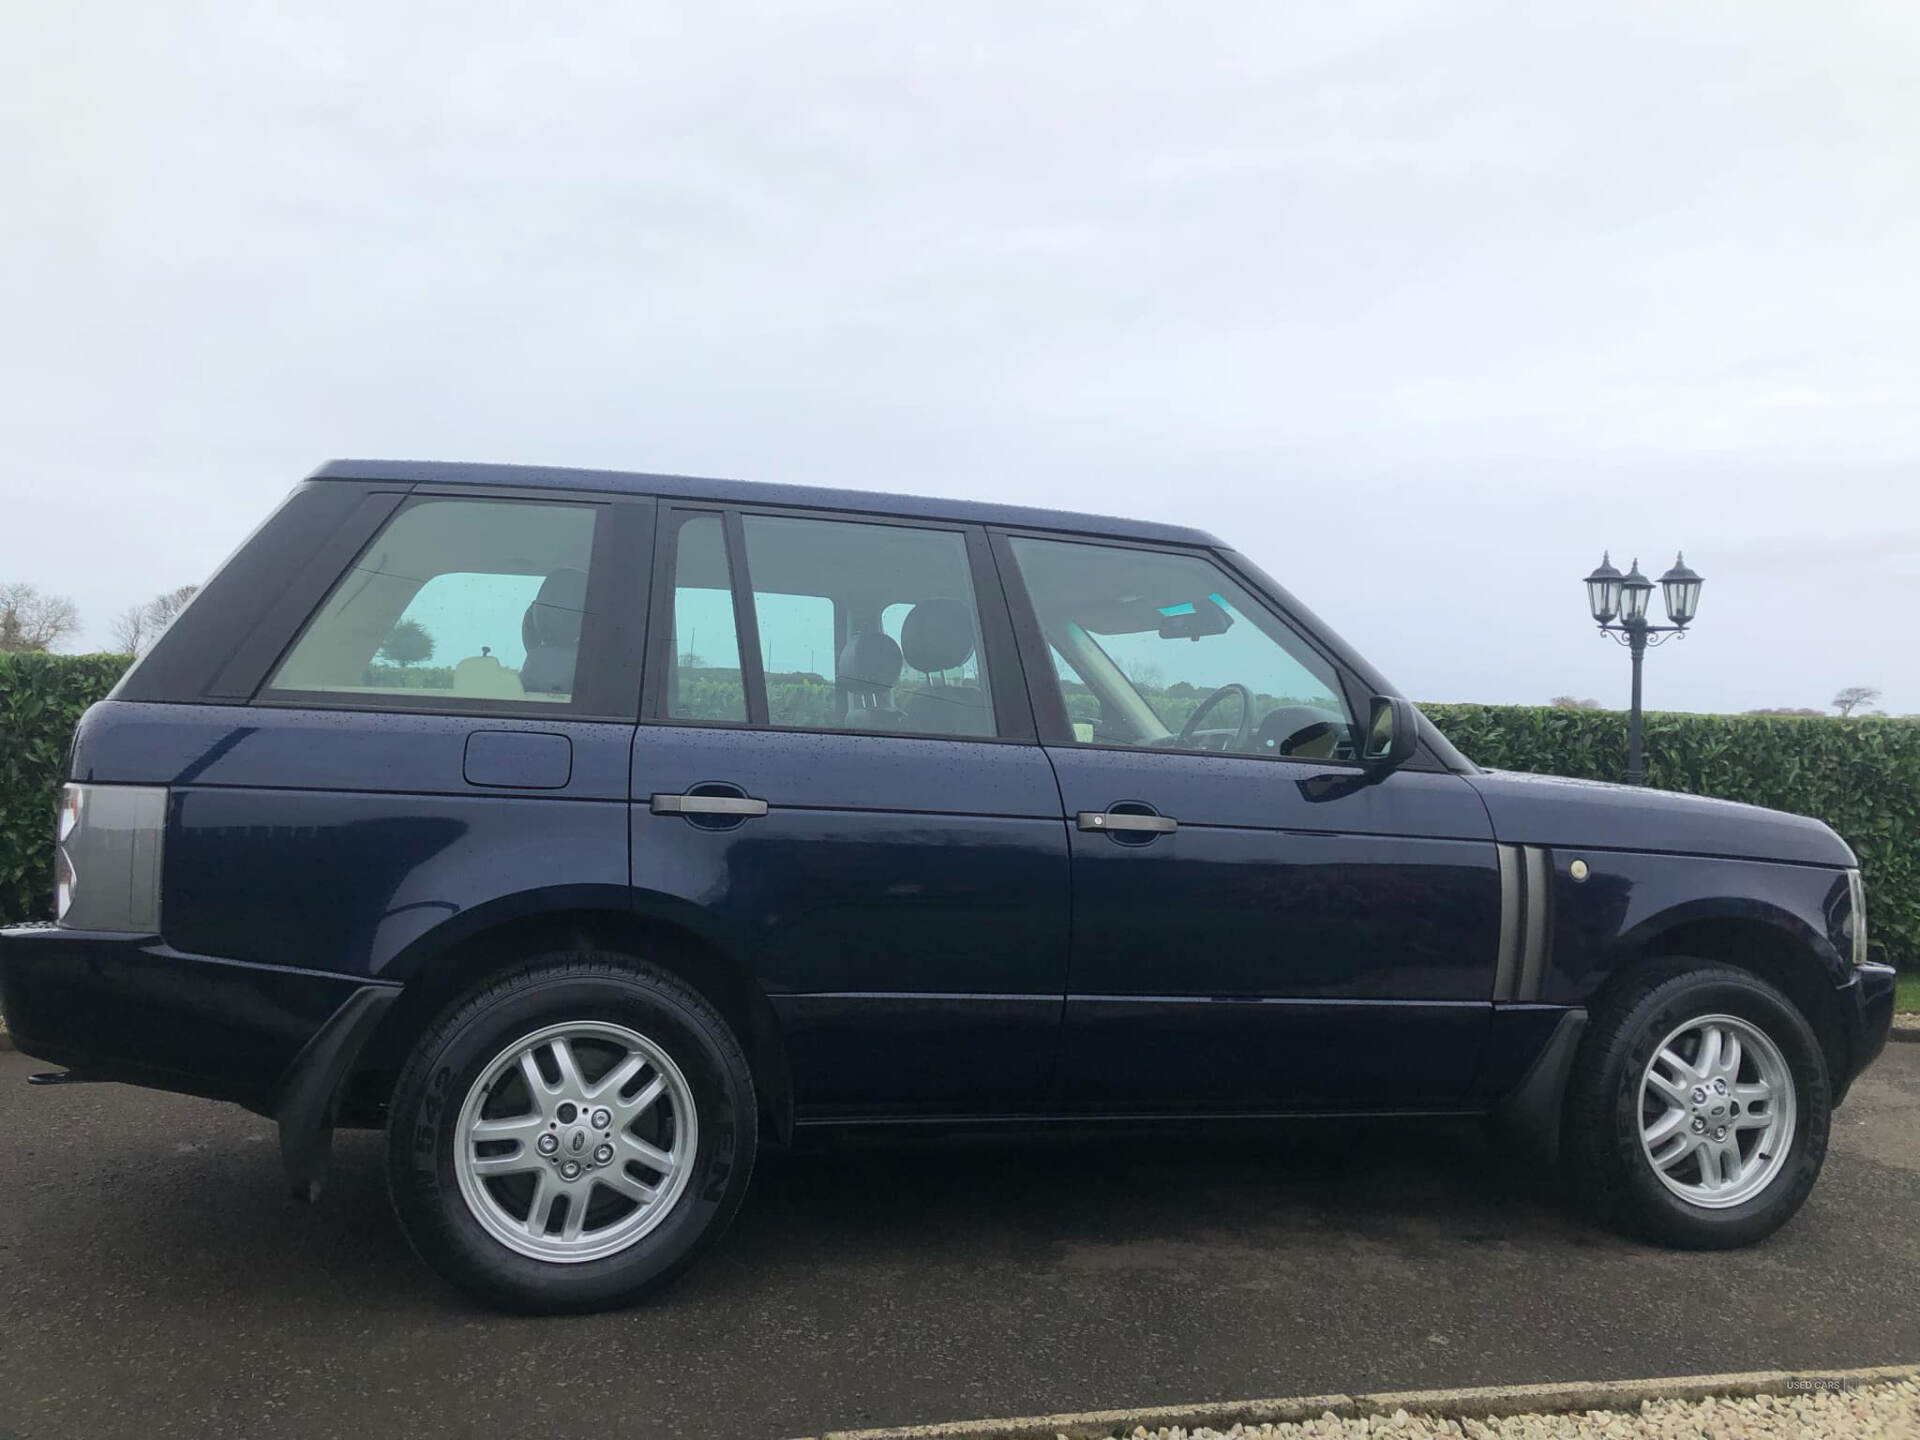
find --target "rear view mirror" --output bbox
[1364,695,1419,770]
[1154,595,1234,641]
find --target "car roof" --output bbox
[310,459,1222,548]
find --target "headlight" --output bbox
[53,783,167,933]
[57,784,83,844]
[54,846,76,922]
[1846,869,1869,967]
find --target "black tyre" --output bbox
[387,952,757,1313]
[1563,959,1830,1249]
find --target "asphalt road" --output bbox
[1,1043,1915,1440]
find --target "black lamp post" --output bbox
[1584,551,1704,785]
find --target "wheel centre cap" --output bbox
[563,1126,594,1161]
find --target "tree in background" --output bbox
[1833,685,1882,718]
[0,583,81,653]
[376,618,436,667]
[1550,696,1602,710]
[147,584,198,631]
[1747,707,1827,717]
[109,584,200,656]
[108,607,148,655]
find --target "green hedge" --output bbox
[0,653,131,924]
[1425,705,1918,968]
[1,657,1912,967]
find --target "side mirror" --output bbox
[1364,695,1419,770]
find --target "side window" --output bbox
[754,588,837,729]
[267,497,597,706]
[1007,536,1356,760]
[739,513,997,738]
[665,512,747,722]
[1048,645,1101,742]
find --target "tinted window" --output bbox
[267,497,597,705]
[754,588,837,728]
[740,514,996,738]
[1008,536,1354,759]
[666,512,747,722]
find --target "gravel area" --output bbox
[1089,1380,1920,1439]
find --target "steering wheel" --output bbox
[1177,683,1253,752]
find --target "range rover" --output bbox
[1,459,1894,1312]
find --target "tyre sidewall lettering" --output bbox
[701,1119,736,1202]
[414,1064,452,1168]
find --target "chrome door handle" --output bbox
[651,793,769,817]
[1077,810,1177,834]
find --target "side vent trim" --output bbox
[1518,844,1554,1002]
[1494,843,1555,1004]
[1492,843,1523,1002]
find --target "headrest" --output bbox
[899,598,976,674]
[1255,704,1341,756]
[836,630,903,698]
[522,569,588,652]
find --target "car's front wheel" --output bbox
[387,953,757,1312]
[1563,960,1830,1249]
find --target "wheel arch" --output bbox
[347,896,794,1144]
[1597,905,1850,1087]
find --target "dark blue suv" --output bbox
[1,460,1895,1312]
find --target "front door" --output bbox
[632,507,1069,1117]
[996,532,1501,1111]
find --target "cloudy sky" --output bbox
[4,1,1916,714]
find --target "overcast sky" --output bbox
[4,1,1916,714]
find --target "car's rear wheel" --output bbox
[387,953,756,1312]
[1563,959,1830,1248]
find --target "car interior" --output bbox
[667,512,997,737]
[1009,537,1358,761]
[267,498,595,702]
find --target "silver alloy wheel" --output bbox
[453,1021,699,1263]
[1637,1012,1796,1210]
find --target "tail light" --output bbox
[53,783,167,933]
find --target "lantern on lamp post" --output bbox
[1584,552,1704,785]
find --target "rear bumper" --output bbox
[0,925,380,1110]
[1835,962,1896,1104]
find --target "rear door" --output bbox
[630,505,1069,1117]
[994,531,1502,1111]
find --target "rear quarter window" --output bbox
[264,496,600,711]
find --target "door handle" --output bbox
[1077,810,1177,834]
[651,792,769,817]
